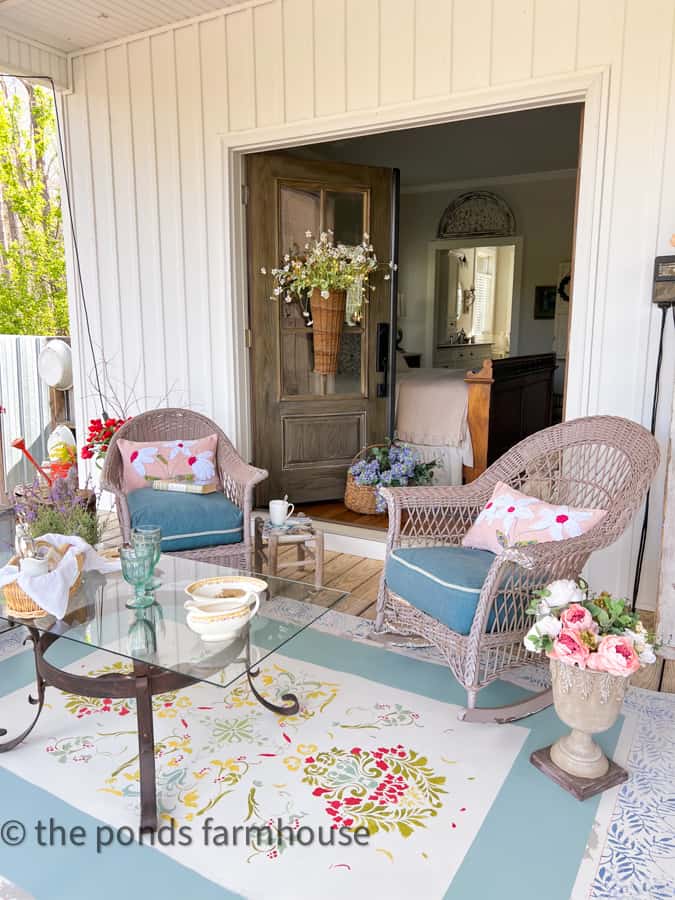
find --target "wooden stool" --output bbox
[253,516,324,588]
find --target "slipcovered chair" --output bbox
[376,416,660,723]
[102,408,267,570]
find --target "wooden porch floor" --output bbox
[100,514,674,693]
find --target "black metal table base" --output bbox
[0,626,301,831]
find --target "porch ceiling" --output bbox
[0,0,250,53]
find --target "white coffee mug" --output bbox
[269,499,294,526]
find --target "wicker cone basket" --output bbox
[344,444,387,515]
[2,544,85,619]
[311,288,346,375]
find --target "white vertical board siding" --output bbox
[532,0,579,77]
[254,1,285,126]
[490,0,535,85]
[282,0,314,122]
[226,9,256,131]
[62,0,675,609]
[414,0,452,100]
[379,0,415,106]
[0,28,69,89]
[127,38,168,405]
[345,0,379,111]
[452,0,492,93]
[314,0,346,117]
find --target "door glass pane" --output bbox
[324,191,366,245]
[280,326,363,397]
[279,185,320,256]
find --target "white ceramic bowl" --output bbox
[186,592,259,642]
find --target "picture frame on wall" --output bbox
[534,285,557,319]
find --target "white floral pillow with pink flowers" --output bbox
[117,435,218,493]
[462,481,607,554]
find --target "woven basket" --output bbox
[344,444,387,515]
[311,288,346,375]
[2,543,84,619]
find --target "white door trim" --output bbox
[223,67,610,458]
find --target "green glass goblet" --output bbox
[120,545,155,609]
[131,525,162,590]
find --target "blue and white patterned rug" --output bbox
[0,605,673,900]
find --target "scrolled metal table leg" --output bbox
[245,633,299,715]
[247,666,300,716]
[0,627,46,752]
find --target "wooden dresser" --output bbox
[434,342,493,369]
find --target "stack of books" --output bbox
[151,480,217,495]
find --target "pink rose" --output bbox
[559,603,597,633]
[587,635,640,677]
[548,629,591,668]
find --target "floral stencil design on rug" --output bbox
[302,745,446,836]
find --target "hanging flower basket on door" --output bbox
[310,288,346,375]
[262,230,396,375]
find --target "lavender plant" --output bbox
[14,476,100,546]
[349,444,437,513]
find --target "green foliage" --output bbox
[0,79,68,335]
[30,504,100,547]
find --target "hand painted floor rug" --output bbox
[0,613,673,900]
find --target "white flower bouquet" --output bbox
[262,229,394,312]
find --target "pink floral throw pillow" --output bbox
[117,435,219,493]
[462,481,607,554]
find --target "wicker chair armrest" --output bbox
[465,519,623,654]
[381,480,493,551]
[100,441,124,495]
[215,442,267,511]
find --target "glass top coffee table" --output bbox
[0,553,348,831]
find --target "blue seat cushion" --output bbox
[385,545,498,636]
[127,488,243,552]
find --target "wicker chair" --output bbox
[101,408,268,569]
[376,416,660,723]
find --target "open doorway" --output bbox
[245,103,582,527]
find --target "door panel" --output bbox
[247,152,392,503]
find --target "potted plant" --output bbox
[13,475,100,546]
[263,230,392,375]
[345,443,437,514]
[524,579,657,778]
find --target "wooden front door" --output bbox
[247,152,392,504]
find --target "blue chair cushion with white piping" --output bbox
[385,545,499,636]
[127,488,243,552]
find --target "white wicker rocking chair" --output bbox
[375,416,660,724]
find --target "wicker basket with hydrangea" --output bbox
[344,443,437,515]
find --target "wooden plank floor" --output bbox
[294,500,387,531]
[99,512,674,692]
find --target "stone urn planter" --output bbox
[310,288,346,375]
[549,658,629,779]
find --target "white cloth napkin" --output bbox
[0,534,121,620]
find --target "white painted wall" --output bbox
[60,0,675,612]
[398,173,577,360]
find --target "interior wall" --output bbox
[60,0,675,612]
[398,174,577,362]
